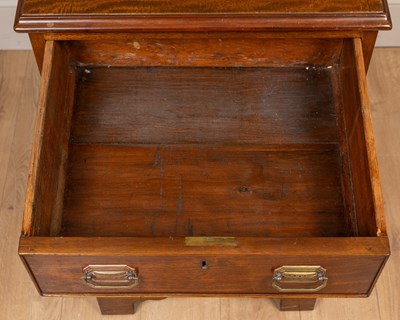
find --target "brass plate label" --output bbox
[185,237,238,247]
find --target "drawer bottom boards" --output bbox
[62,145,344,238]
[19,37,389,313]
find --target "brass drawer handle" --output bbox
[272,266,328,293]
[82,265,139,289]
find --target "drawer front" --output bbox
[20,237,388,296]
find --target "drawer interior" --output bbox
[25,37,382,239]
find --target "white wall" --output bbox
[0,1,398,49]
[0,1,30,50]
[376,2,400,47]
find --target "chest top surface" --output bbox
[15,0,391,32]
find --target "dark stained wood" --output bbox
[41,32,370,71]
[22,41,54,235]
[44,31,363,41]
[61,145,345,237]
[97,297,164,315]
[24,255,386,295]
[24,32,378,75]
[14,14,392,33]
[352,38,387,236]
[49,68,76,237]
[18,236,390,257]
[19,38,390,301]
[20,0,383,15]
[67,38,342,67]
[22,40,76,237]
[14,0,391,32]
[97,298,136,315]
[338,39,386,237]
[278,298,316,311]
[71,66,339,145]
[28,33,45,72]
[16,0,392,306]
[361,31,378,72]
[19,236,389,296]
[330,66,358,236]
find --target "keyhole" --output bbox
[239,186,252,194]
[200,260,209,270]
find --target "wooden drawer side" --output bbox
[337,38,387,237]
[22,41,76,237]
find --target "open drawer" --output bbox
[20,37,389,298]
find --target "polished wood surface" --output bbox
[18,236,390,257]
[19,236,388,296]
[28,34,45,73]
[361,32,378,71]
[14,0,391,32]
[16,38,388,302]
[21,240,387,295]
[20,0,384,14]
[0,45,399,320]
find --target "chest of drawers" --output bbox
[14,0,392,314]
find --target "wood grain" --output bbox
[28,33,45,73]
[22,41,75,237]
[18,236,390,257]
[19,236,389,300]
[353,39,386,236]
[19,237,389,297]
[97,297,165,315]
[44,31,363,41]
[67,38,343,67]
[15,15,392,34]
[61,145,346,237]
[71,65,339,145]
[53,44,349,238]
[338,39,386,237]
[20,0,382,15]
[279,298,316,311]
[0,47,399,320]
[96,297,136,315]
[361,31,378,72]
[14,0,391,32]
[23,255,385,296]
[19,38,388,310]
[330,66,358,236]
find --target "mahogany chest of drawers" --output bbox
[14,0,392,315]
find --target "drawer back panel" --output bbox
[67,38,342,67]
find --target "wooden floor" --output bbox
[0,49,399,319]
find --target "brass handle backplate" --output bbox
[82,265,139,289]
[272,265,328,293]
